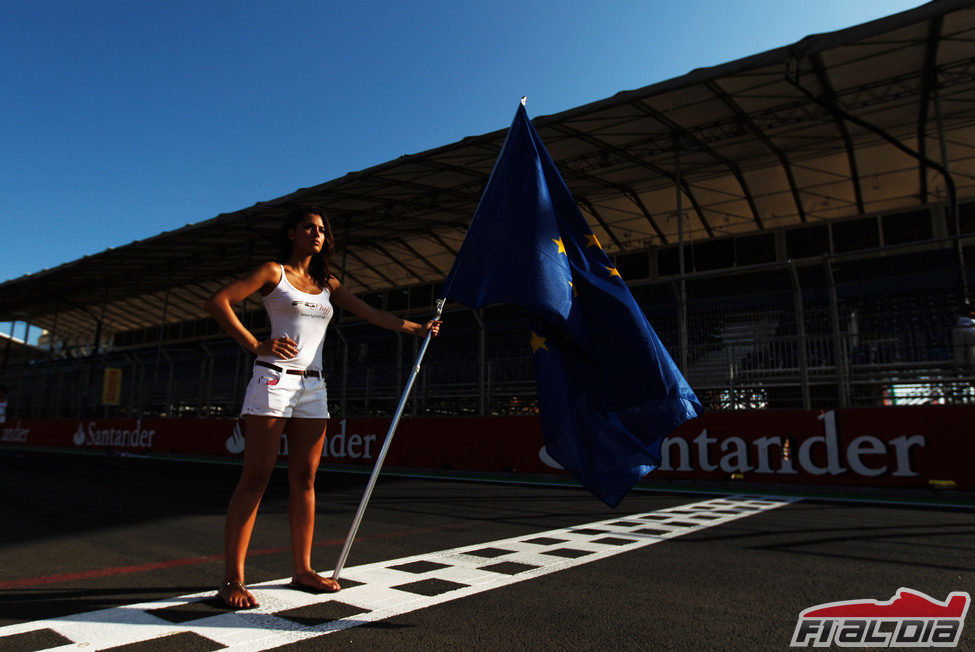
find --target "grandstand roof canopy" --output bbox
[2,0,974,344]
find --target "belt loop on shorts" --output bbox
[255,360,323,379]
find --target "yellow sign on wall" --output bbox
[102,368,123,406]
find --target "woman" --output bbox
[204,206,440,609]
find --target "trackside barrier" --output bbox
[1,406,972,491]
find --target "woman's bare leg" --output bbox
[286,417,339,591]
[221,415,286,607]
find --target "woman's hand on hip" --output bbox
[255,336,298,359]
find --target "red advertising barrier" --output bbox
[1,406,972,490]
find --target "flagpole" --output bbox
[332,297,446,581]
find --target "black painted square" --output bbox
[103,631,222,652]
[465,547,514,558]
[0,628,74,652]
[288,577,364,594]
[592,537,637,546]
[636,515,669,521]
[148,598,229,624]
[391,578,469,596]
[610,520,641,527]
[634,527,672,535]
[388,560,451,574]
[478,561,539,575]
[329,578,364,590]
[570,528,609,535]
[522,537,568,545]
[667,520,700,527]
[541,547,593,559]
[276,600,369,627]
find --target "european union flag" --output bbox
[443,104,700,507]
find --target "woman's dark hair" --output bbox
[277,206,336,289]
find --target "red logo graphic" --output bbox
[792,588,970,647]
[265,378,279,386]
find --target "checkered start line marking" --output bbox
[0,494,797,651]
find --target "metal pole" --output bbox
[333,299,444,580]
[675,137,688,372]
[200,343,214,416]
[153,285,171,387]
[3,321,14,367]
[49,301,61,360]
[727,345,735,407]
[335,327,349,418]
[824,255,848,407]
[486,360,494,413]
[934,87,967,303]
[788,260,811,409]
[365,369,372,412]
[94,296,107,355]
[74,357,85,418]
[472,308,486,415]
[161,350,174,416]
[123,352,139,417]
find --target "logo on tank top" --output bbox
[291,300,332,320]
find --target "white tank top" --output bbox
[256,264,333,371]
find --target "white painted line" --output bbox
[0,494,797,650]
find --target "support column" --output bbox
[935,87,968,303]
[3,321,15,367]
[49,301,61,360]
[153,285,171,387]
[199,343,214,417]
[824,256,848,407]
[788,261,811,409]
[675,138,688,372]
[94,295,108,355]
[473,308,486,416]
[161,350,174,416]
[335,327,349,418]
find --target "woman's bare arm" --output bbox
[328,278,440,336]
[204,262,298,358]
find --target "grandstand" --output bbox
[2,0,974,421]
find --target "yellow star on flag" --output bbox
[604,265,622,278]
[568,281,578,298]
[585,233,602,249]
[530,331,548,354]
[553,237,567,255]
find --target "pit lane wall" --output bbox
[1,406,971,491]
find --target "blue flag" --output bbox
[442,104,701,507]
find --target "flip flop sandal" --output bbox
[217,580,258,609]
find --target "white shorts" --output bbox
[240,367,330,419]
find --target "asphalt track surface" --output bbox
[1,449,973,650]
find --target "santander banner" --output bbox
[1,406,971,490]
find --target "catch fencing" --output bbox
[2,236,973,419]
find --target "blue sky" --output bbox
[0,0,924,340]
